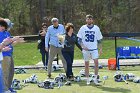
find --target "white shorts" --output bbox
[82,50,99,61]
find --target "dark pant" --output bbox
[40,48,48,67]
[62,51,74,77]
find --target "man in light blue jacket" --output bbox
[45,18,67,78]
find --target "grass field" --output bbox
[12,39,140,93]
[13,39,140,66]
[14,67,140,93]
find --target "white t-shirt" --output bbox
[0,52,3,61]
[77,25,103,50]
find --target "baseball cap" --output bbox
[51,18,58,22]
[4,18,14,28]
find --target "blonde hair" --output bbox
[86,14,93,19]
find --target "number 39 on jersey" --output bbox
[85,31,95,42]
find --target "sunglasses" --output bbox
[42,26,47,28]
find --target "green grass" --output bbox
[14,67,140,93]
[13,42,41,66]
[13,39,140,66]
[12,39,140,93]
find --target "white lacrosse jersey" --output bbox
[0,52,3,61]
[77,25,103,50]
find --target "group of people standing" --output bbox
[0,14,102,93]
[38,14,103,85]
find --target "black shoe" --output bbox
[67,76,74,81]
[47,74,54,79]
[47,74,51,78]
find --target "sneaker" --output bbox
[47,74,51,79]
[93,79,100,85]
[9,88,17,93]
[65,81,71,86]
[4,90,12,93]
[86,78,90,85]
[68,76,74,81]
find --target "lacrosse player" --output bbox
[77,14,103,85]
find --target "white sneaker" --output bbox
[93,79,100,85]
[4,90,12,93]
[86,78,90,85]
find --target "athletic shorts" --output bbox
[82,49,99,61]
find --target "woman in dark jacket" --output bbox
[62,23,82,80]
[38,23,48,68]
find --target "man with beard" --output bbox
[77,14,103,85]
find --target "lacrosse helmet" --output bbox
[125,73,135,81]
[11,79,21,90]
[90,74,100,82]
[44,80,54,89]
[22,74,38,84]
[74,76,81,82]
[59,73,67,82]
[133,77,140,83]
[30,74,38,83]
[79,69,85,77]
[114,71,124,82]
[54,76,63,83]
[15,68,26,74]
[38,82,44,88]
[52,64,60,71]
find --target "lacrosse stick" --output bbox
[102,76,108,85]
[123,77,128,84]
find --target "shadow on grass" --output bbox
[120,66,140,71]
[16,69,64,74]
[75,82,131,93]
[97,86,131,93]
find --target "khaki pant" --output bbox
[48,45,67,75]
[2,56,14,91]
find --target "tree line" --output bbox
[0,0,139,35]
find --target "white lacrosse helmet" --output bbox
[23,74,38,84]
[79,69,85,77]
[59,73,67,82]
[52,64,60,71]
[125,73,135,81]
[30,74,38,83]
[133,77,140,83]
[74,76,81,82]
[11,79,21,90]
[114,71,124,82]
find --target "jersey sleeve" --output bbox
[77,26,83,38]
[96,26,103,40]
